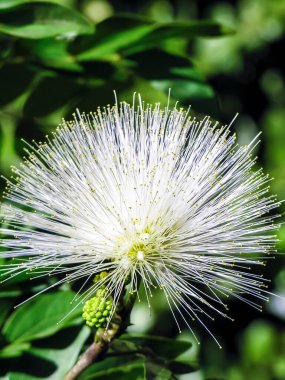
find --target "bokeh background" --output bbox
[0,1,284,379]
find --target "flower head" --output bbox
[0,97,280,345]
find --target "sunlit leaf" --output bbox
[0,1,94,39]
[151,79,215,100]
[0,342,30,358]
[0,0,36,9]
[3,372,32,380]
[71,15,153,61]
[72,15,232,61]
[118,77,169,105]
[3,291,82,343]
[123,19,234,55]
[22,38,83,72]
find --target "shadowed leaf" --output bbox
[120,334,192,360]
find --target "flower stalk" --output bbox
[64,341,108,380]
[65,321,122,380]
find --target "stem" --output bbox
[64,342,105,380]
[64,326,119,380]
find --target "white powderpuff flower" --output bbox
[0,97,280,345]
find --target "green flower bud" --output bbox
[93,271,109,284]
[82,287,113,328]
[96,288,107,297]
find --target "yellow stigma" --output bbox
[115,221,177,269]
[116,223,156,267]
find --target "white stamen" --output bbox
[121,257,131,270]
[139,233,150,241]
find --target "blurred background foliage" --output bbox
[0,0,284,379]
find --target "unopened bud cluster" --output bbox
[82,272,113,328]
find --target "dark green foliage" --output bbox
[77,334,196,380]
[119,334,192,360]
[0,1,229,121]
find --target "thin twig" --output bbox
[64,327,118,380]
[64,341,107,380]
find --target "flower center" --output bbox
[116,225,156,268]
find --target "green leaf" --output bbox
[0,63,35,106]
[0,0,34,9]
[0,271,48,300]
[0,289,22,298]
[170,66,206,81]
[129,49,206,82]
[5,325,89,379]
[120,334,192,360]
[118,77,169,106]
[3,291,82,343]
[168,360,198,374]
[145,362,172,380]
[78,354,145,380]
[4,373,33,380]
[71,15,154,61]
[151,79,215,101]
[0,1,94,39]
[29,326,90,379]
[72,15,232,61]
[0,342,30,358]
[110,338,198,377]
[80,362,146,380]
[124,50,215,105]
[129,49,193,80]
[22,38,83,71]
[123,20,234,55]
[110,339,138,353]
